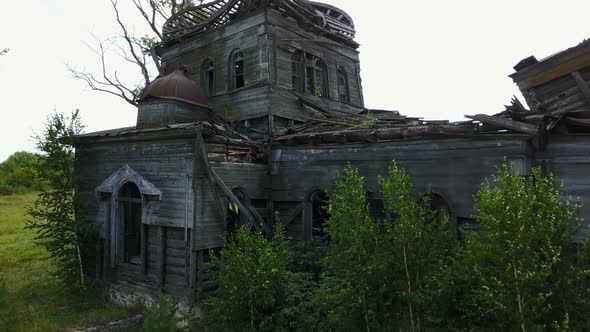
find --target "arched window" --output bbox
[118,182,142,265]
[227,188,250,236]
[201,58,215,97]
[419,192,451,225]
[291,50,304,91]
[337,66,350,103]
[229,49,244,90]
[366,191,385,221]
[306,56,328,97]
[303,189,330,240]
[292,50,329,98]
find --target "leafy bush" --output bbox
[0,151,45,195]
[204,224,289,331]
[444,164,590,330]
[142,293,178,332]
[316,163,456,331]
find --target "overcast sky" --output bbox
[1,0,589,161]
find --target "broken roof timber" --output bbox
[465,114,540,135]
[510,39,590,90]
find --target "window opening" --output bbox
[201,59,215,96]
[337,66,350,103]
[311,191,330,238]
[419,193,451,225]
[230,50,244,90]
[119,182,142,265]
[292,50,328,98]
[291,50,304,91]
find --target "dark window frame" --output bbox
[201,58,215,97]
[291,50,329,98]
[337,65,350,103]
[229,49,245,90]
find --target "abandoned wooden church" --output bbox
[75,0,590,303]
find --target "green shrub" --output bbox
[0,151,45,195]
[445,163,590,330]
[204,224,289,331]
[316,163,456,331]
[0,280,14,326]
[142,293,178,332]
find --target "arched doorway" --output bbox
[118,182,142,265]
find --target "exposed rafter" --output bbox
[162,0,357,47]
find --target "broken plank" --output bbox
[465,114,539,135]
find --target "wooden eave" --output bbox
[77,123,260,147]
[510,41,590,90]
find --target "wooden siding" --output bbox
[270,138,532,227]
[267,7,363,108]
[535,134,590,241]
[521,65,590,116]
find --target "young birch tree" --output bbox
[449,164,590,330]
[26,111,86,288]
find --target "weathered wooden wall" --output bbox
[270,138,532,240]
[77,134,268,295]
[535,134,590,241]
[161,10,272,123]
[267,8,363,108]
[159,7,365,134]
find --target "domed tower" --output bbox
[157,0,364,136]
[137,69,212,128]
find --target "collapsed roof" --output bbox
[162,0,358,48]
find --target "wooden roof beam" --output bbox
[465,114,539,135]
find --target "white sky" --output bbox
[1,0,589,161]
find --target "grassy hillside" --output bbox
[0,192,139,331]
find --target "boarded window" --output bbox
[229,50,244,90]
[201,59,215,96]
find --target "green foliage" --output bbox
[0,151,45,195]
[25,110,87,288]
[143,293,178,332]
[446,163,590,330]
[0,280,14,326]
[361,111,377,129]
[0,192,141,330]
[204,224,289,331]
[316,163,456,331]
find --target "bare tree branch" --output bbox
[68,0,202,106]
[111,0,151,86]
[132,0,164,39]
[0,48,9,56]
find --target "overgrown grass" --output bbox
[0,192,140,331]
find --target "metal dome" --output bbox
[139,69,211,109]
